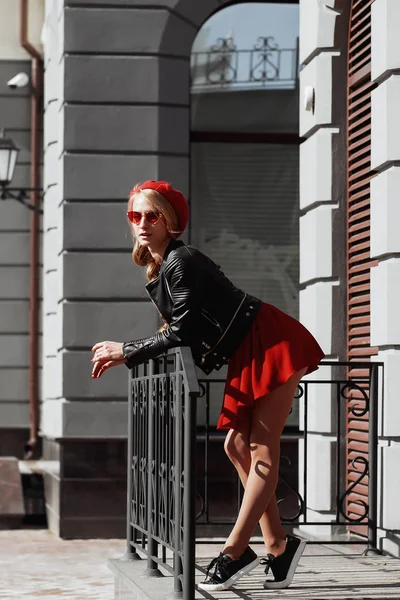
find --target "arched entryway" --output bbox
[189,2,300,429]
[190,2,300,319]
[188,2,301,527]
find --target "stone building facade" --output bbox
[40,0,299,538]
[0,0,398,549]
[299,0,400,555]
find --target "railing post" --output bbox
[174,352,183,595]
[122,369,139,561]
[183,387,197,600]
[205,382,210,524]
[335,381,341,525]
[125,349,199,592]
[303,381,308,525]
[146,359,162,575]
[365,363,381,555]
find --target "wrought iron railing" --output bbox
[196,361,383,554]
[124,348,200,599]
[191,36,298,90]
[124,355,382,600]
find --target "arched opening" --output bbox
[190,2,300,320]
[190,3,301,523]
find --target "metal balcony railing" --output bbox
[196,361,383,551]
[124,352,383,600]
[124,348,200,599]
[190,36,298,91]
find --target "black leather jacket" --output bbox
[123,239,262,374]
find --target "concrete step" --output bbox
[109,543,400,600]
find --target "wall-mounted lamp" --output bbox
[0,130,43,214]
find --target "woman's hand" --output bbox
[90,341,125,378]
[91,341,124,362]
[91,358,126,378]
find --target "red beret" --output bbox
[132,180,189,235]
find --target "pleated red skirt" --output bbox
[217,303,325,431]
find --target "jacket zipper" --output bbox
[201,294,247,364]
[201,309,223,331]
[147,290,167,322]
[150,270,247,364]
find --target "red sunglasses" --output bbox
[127,210,162,225]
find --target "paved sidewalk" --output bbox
[0,529,125,599]
[2,529,400,600]
[195,543,400,599]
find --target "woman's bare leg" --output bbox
[224,429,286,556]
[223,368,307,559]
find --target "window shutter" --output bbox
[346,0,377,533]
[191,141,300,319]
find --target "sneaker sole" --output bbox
[263,540,306,590]
[198,557,260,592]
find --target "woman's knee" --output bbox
[224,429,251,467]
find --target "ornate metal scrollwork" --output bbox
[128,356,383,572]
[250,36,280,82]
[159,376,167,416]
[169,376,176,417]
[207,37,238,84]
[168,464,176,545]
[294,383,304,400]
[338,456,369,523]
[157,462,168,541]
[289,382,304,416]
[195,490,205,520]
[191,35,297,89]
[130,457,138,523]
[180,378,186,419]
[198,381,207,399]
[133,379,147,416]
[340,382,370,417]
[277,456,305,522]
[138,456,147,530]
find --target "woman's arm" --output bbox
[90,252,200,377]
[123,251,200,368]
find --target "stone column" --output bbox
[298,0,348,537]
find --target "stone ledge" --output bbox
[18,460,60,477]
[299,0,338,66]
[108,557,175,600]
[372,0,400,82]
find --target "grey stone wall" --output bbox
[0,59,35,437]
[42,0,238,441]
[41,0,238,539]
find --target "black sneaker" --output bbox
[262,535,306,589]
[198,546,260,591]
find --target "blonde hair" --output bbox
[127,184,181,281]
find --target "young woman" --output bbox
[91,180,324,592]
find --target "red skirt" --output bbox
[217,303,325,431]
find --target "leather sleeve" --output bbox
[123,252,200,368]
